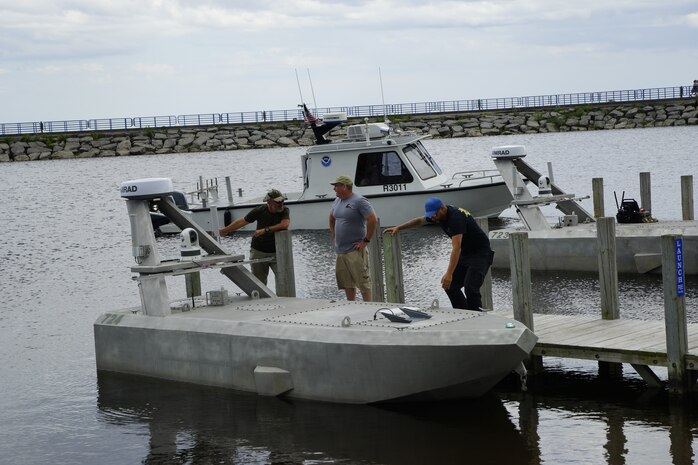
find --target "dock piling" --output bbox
[661,234,690,394]
[681,175,694,221]
[597,217,621,377]
[382,231,405,304]
[369,219,386,302]
[640,172,652,214]
[509,232,533,330]
[274,230,296,297]
[592,177,604,218]
[596,217,619,320]
[509,231,542,371]
[476,217,493,310]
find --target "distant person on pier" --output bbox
[384,197,494,311]
[219,189,290,292]
[329,175,377,302]
[692,80,698,103]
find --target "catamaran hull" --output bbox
[94,297,536,404]
[159,182,512,233]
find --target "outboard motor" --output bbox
[614,191,657,223]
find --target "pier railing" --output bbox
[2,85,694,136]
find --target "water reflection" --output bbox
[97,372,532,465]
[498,368,697,465]
[97,368,698,465]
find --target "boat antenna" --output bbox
[307,68,318,113]
[379,66,390,124]
[295,68,305,104]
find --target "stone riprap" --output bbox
[2,100,696,162]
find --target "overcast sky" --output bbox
[1,0,697,123]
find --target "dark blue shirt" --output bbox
[430,205,491,256]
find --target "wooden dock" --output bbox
[267,197,697,394]
[492,311,698,384]
[375,216,696,394]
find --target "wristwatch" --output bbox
[265,227,270,233]
[363,237,370,243]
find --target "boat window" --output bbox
[403,143,438,180]
[416,141,443,175]
[354,151,414,186]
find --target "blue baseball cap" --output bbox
[424,197,444,219]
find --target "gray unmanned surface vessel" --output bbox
[94,178,536,404]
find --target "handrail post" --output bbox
[274,230,296,297]
[382,231,405,304]
[477,217,493,310]
[661,235,689,394]
[681,175,694,221]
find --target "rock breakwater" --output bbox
[2,100,696,162]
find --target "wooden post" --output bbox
[681,175,694,221]
[477,217,493,310]
[383,231,405,304]
[661,234,689,394]
[274,230,296,297]
[639,172,651,214]
[596,217,619,320]
[509,232,533,331]
[597,217,621,378]
[592,177,605,218]
[509,231,542,372]
[369,218,385,302]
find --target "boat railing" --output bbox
[450,169,502,186]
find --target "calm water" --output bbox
[1,126,697,464]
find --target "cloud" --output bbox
[1,0,695,64]
[685,12,698,26]
[0,0,695,122]
[130,63,178,79]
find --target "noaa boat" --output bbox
[96,177,537,404]
[487,145,698,275]
[152,106,512,233]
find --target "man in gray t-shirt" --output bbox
[329,175,377,301]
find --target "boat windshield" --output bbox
[354,151,414,186]
[403,142,442,180]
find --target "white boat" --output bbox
[153,108,512,233]
[98,178,537,404]
[487,145,698,275]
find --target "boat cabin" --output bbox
[299,123,449,199]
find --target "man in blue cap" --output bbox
[384,197,494,310]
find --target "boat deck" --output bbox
[142,297,524,336]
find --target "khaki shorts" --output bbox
[336,249,372,293]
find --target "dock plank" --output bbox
[491,310,698,368]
